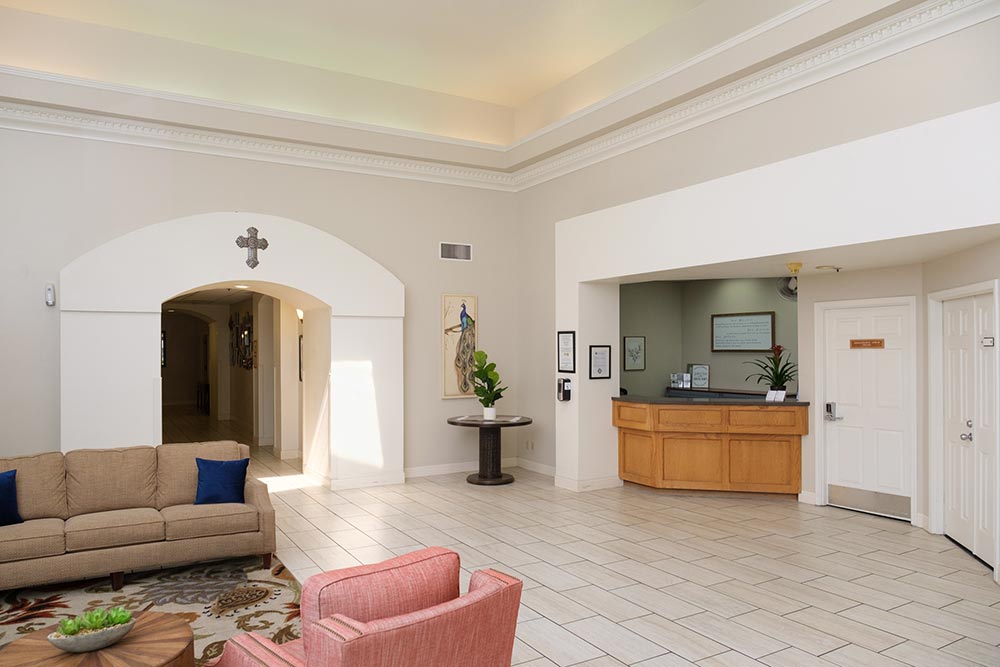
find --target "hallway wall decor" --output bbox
[442,294,477,398]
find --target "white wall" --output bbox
[276,300,301,459]
[330,316,405,488]
[254,294,276,447]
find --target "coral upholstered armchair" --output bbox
[208,547,522,667]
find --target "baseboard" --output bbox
[278,448,300,461]
[405,457,519,478]
[798,491,819,505]
[516,458,556,476]
[912,513,929,530]
[555,475,623,492]
[257,435,274,447]
[329,471,405,490]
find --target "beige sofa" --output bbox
[0,441,275,591]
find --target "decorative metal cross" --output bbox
[235,227,269,269]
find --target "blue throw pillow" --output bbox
[194,458,249,505]
[0,470,23,526]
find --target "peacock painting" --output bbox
[442,295,478,397]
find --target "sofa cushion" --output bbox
[161,503,258,541]
[65,447,157,517]
[157,441,246,508]
[65,508,164,552]
[0,470,22,526]
[0,518,65,563]
[0,452,67,520]
[195,458,249,505]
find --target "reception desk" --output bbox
[612,396,809,494]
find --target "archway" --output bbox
[60,212,405,490]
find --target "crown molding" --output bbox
[0,0,994,192]
[513,0,999,189]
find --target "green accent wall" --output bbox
[620,278,798,396]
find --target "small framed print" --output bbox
[589,345,611,379]
[623,336,645,371]
[688,363,710,389]
[558,331,576,373]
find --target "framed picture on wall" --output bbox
[688,363,710,388]
[711,311,775,352]
[589,345,611,379]
[557,331,576,373]
[442,294,478,398]
[623,336,645,371]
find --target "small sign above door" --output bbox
[850,338,885,349]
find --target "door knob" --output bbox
[966,419,973,428]
[960,433,974,441]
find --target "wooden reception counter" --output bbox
[612,396,809,494]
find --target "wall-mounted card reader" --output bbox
[557,378,572,401]
[825,402,843,421]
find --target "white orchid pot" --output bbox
[483,407,497,421]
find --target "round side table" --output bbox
[0,611,194,666]
[447,415,532,485]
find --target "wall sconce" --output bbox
[296,308,304,321]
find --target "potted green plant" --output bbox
[471,350,507,420]
[744,344,797,391]
[48,607,135,653]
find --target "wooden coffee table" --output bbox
[0,611,194,666]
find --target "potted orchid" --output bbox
[744,344,797,391]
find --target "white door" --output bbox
[943,295,997,564]
[824,304,914,518]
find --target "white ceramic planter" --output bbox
[483,407,497,421]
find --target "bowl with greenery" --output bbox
[47,607,135,653]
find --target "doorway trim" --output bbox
[927,279,1000,580]
[812,296,918,524]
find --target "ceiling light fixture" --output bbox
[815,265,843,272]
[235,284,250,289]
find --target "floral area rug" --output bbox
[0,556,300,665]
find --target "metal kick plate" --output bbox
[828,485,911,520]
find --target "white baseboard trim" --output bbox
[912,513,931,530]
[405,457,519,478]
[516,458,556,476]
[330,471,405,490]
[798,491,819,505]
[555,475,623,492]
[278,448,301,461]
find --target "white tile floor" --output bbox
[248,447,1000,667]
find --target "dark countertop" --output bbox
[614,395,811,407]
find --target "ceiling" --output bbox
[619,224,1000,283]
[1,0,703,106]
[165,287,255,306]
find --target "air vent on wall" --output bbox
[440,242,472,261]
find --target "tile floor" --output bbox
[245,446,1000,667]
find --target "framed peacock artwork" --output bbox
[442,294,478,398]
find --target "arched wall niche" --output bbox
[60,212,405,490]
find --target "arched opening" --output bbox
[60,212,405,490]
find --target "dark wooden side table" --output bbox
[0,611,194,666]
[447,415,532,485]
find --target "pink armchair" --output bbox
[208,546,523,667]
